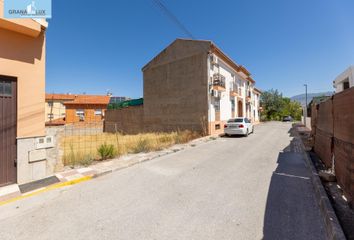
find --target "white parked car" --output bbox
[224,117,254,137]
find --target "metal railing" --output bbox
[212,73,226,88]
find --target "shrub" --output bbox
[62,130,201,165]
[174,130,199,144]
[97,143,116,160]
[80,156,94,167]
[132,137,151,153]
[63,146,94,167]
[159,134,173,143]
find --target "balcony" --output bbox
[212,73,226,91]
[246,91,252,102]
[230,91,238,97]
[230,83,238,97]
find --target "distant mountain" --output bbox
[290,91,334,107]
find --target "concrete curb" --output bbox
[0,176,92,206]
[91,145,188,178]
[0,136,216,206]
[296,132,346,240]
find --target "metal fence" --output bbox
[45,101,110,166]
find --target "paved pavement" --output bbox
[0,122,326,240]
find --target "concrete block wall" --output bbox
[16,127,62,184]
[17,137,47,184]
[104,106,144,134]
[143,40,209,133]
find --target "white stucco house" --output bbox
[208,54,262,126]
[333,66,354,93]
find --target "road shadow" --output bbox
[262,134,326,240]
[221,134,245,138]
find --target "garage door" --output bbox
[0,76,17,186]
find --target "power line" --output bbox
[150,0,211,53]
[151,0,195,39]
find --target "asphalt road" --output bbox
[0,122,326,240]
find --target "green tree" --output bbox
[260,89,284,121]
[260,89,302,121]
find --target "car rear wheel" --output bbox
[244,129,249,137]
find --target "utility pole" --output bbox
[304,84,308,127]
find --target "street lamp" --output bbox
[304,84,308,127]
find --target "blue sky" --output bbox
[46,0,354,98]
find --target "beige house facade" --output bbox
[0,2,55,186]
[45,94,75,122]
[142,39,261,135]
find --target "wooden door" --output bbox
[0,76,17,186]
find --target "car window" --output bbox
[228,118,243,123]
[244,118,249,123]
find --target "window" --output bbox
[214,99,220,111]
[48,101,53,107]
[231,100,235,111]
[0,81,12,97]
[95,109,102,116]
[76,109,84,117]
[228,118,243,123]
[343,81,350,90]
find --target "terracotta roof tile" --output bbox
[63,95,110,105]
[46,94,110,105]
[45,118,65,126]
[46,94,76,101]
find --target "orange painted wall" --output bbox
[0,7,46,138]
[65,104,107,124]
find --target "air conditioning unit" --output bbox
[210,55,217,65]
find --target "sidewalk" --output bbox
[0,135,216,205]
[291,123,346,240]
[263,124,327,239]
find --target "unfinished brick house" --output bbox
[105,39,261,135]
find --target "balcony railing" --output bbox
[212,73,226,91]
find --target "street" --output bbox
[0,122,326,240]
